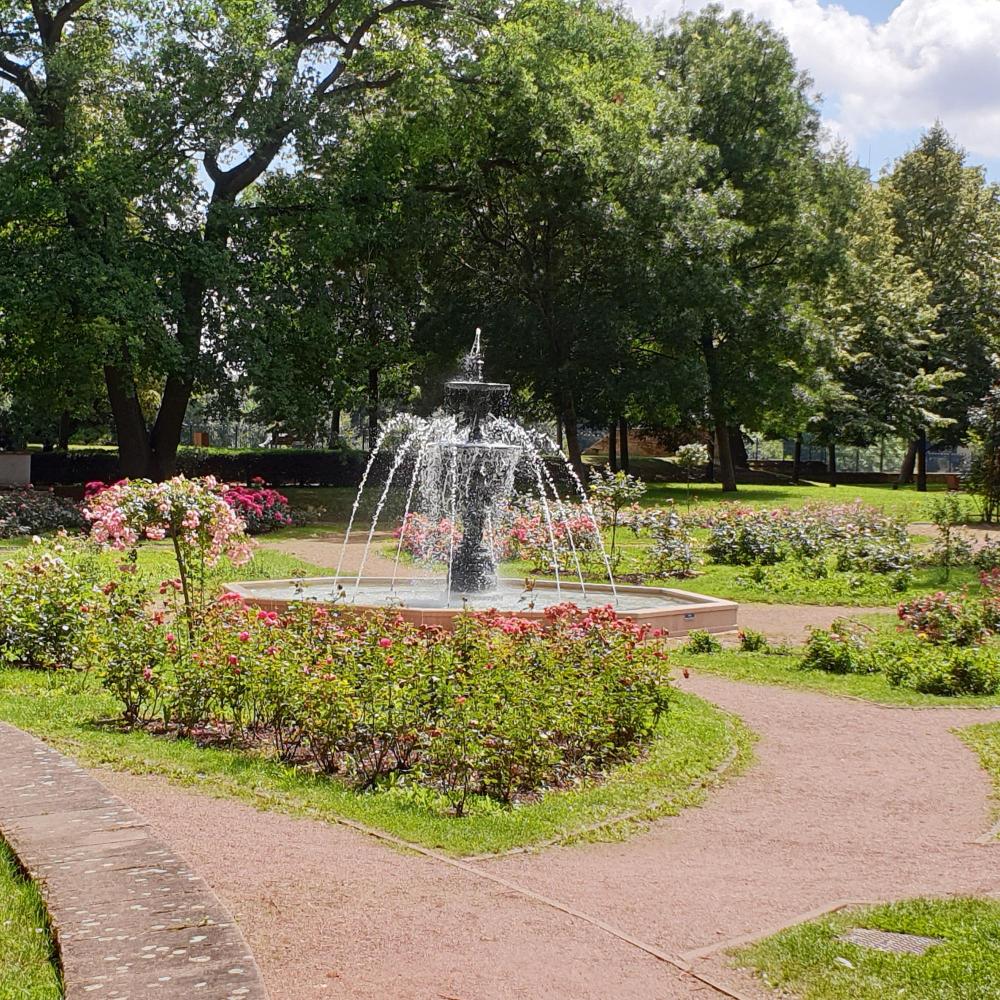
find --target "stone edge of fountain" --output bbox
[222,577,738,637]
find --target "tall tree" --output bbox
[652,6,829,491]
[882,124,1000,461]
[1,0,457,477]
[416,0,695,477]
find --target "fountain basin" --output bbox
[223,577,738,636]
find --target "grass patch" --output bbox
[0,840,62,1000]
[957,722,1000,836]
[0,671,749,857]
[642,482,951,521]
[675,649,1000,707]
[735,897,1000,1000]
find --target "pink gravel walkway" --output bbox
[96,673,1000,1000]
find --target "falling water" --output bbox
[328,332,621,609]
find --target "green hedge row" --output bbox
[30,446,367,487]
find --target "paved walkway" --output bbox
[91,674,1000,1000]
[0,723,268,1000]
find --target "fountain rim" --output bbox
[222,576,738,635]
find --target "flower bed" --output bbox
[0,487,86,538]
[700,501,913,576]
[801,573,1000,696]
[0,531,673,815]
[95,599,671,812]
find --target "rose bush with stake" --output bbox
[84,476,253,632]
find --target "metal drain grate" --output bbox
[838,928,943,955]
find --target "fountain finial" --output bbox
[462,328,485,383]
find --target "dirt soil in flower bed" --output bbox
[96,671,1000,1000]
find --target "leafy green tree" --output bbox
[416,0,693,477]
[808,173,947,480]
[1,0,458,477]
[882,124,1000,483]
[651,6,831,491]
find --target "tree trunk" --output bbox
[828,443,837,487]
[104,364,154,477]
[367,367,379,450]
[792,433,802,485]
[559,388,586,483]
[57,411,72,452]
[701,335,736,491]
[618,415,630,475]
[896,439,918,487]
[608,422,618,472]
[728,426,749,468]
[327,408,341,449]
[916,427,928,492]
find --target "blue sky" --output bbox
[628,0,1000,182]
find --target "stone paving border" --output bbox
[0,722,269,1000]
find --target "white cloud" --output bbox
[628,0,1000,161]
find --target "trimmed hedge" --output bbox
[31,446,367,487]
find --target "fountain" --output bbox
[226,332,737,635]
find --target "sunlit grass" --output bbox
[735,897,1000,1000]
[0,841,61,1000]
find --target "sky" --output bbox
[625,0,1000,182]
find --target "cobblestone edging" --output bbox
[0,722,268,999]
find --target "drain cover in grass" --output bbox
[838,928,944,955]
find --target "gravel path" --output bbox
[97,673,1000,1000]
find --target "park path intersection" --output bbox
[96,668,1000,999]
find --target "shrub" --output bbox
[897,590,993,646]
[0,487,86,537]
[883,640,1000,696]
[975,538,1000,572]
[85,476,253,630]
[801,620,873,674]
[221,483,296,534]
[704,506,786,566]
[683,629,721,654]
[589,468,647,561]
[802,615,1000,696]
[647,507,697,577]
[738,628,768,653]
[0,537,96,669]
[927,493,973,577]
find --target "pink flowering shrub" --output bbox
[221,483,296,534]
[87,595,671,812]
[84,476,253,628]
[393,512,462,563]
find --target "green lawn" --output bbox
[0,841,61,1000]
[735,897,1000,1000]
[957,722,1000,837]
[0,670,749,856]
[642,481,955,521]
[674,649,1000,707]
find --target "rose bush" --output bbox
[84,476,253,628]
[86,594,672,811]
[0,487,86,537]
